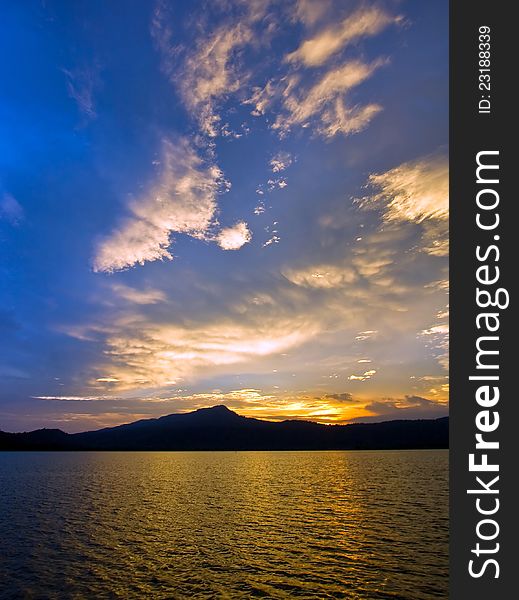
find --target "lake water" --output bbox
[0,451,448,599]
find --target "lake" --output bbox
[0,450,448,599]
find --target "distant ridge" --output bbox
[0,405,448,451]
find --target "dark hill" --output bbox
[0,405,448,451]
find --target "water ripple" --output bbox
[0,450,448,599]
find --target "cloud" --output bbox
[60,218,449,422]
[244,80,276,116]
[353,395,448,422]
[284,264,356,288]
[286,6,400,67]
[134,388,362,425]
[275,225,448,360]
[216,221,252,250]
[94,219,173,273]
[283,236,413,294]
[426,279,449,292]
[267,178,288,190]
[84,225,445,394]
[293,0,331,26]
[263,235,280,247]
[317,100,382,139]
[143,389,366,424]
[0,193,24,225]
[33,395,115,402]
[152,0,270,137]
[270,151,293,173]
[25,387,448,431]
[63,65,100,121]
[358,152,449,257]
[240,9,392,140]
[273,59,385,138]
[420,323,449,371]
[348,369,376,382]
[421,220,449,257]
[94,317,318,390]
[355,331,378,341]
[180,23,253,136]
[94,138,228,272]
[111,284,167,304]
[324,392,356,402]
[421,324,449,336]
[361,153,449,224]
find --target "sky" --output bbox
[0,0,449,433]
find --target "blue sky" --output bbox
[0,0,448,432]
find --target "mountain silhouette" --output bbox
[0,405,448,451]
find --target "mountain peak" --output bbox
[189,405,240,421]
[206,404,234,413]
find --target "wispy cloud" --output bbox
[0,193,24,225]
[152,0,270,137]
[273,59,386,138]
[83,226,447,396]
[179,23,253,136]
[283,264,356,288]
[361,153,448,223]
[63,65,100,121]
[111,284,167,305]
[93,317,317,390]
[355,330,378,341]
[33,395,115,402]
[93,138,228,272]
[153,2,390,141]
[286,6,400,67]
[1,0,449,432]
[240,3,401,140]
[420,323,449,371]
[292,0,331,26]
[244,80,276,116]
[358,152,449,256]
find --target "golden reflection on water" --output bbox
[0,451,448,599]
